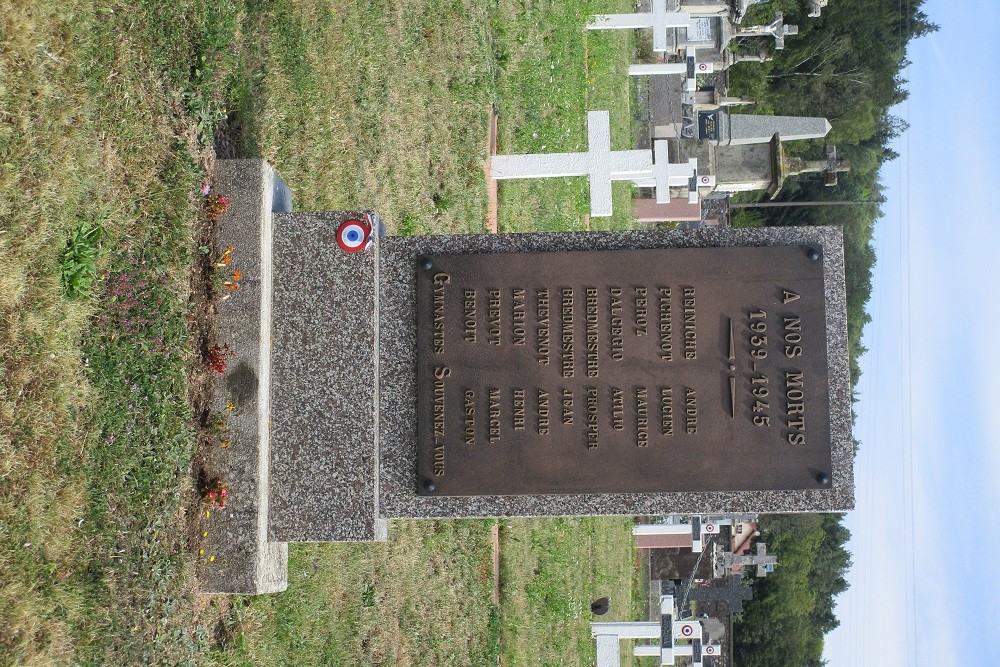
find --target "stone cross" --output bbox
[628,47,714,92]
[685,574,754,614]
[785,145,852,186]
[491,112,698,215]
[588,0,694,53]
[735,11,799,49]
[724,542,778,577]
[807,0,829,18]
[490,111,650,217]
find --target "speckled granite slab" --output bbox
[200,159,287,594]
[378,227,854,518]
[268,212,380,542]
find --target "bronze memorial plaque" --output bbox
[415,245,832,496]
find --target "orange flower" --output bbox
[225,282,239,291]
[222,255,231,265]
[224,245,234,254]
[231,270,241,281]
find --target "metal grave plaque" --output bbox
[415,245,832,496]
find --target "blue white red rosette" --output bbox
[336,217,372,252]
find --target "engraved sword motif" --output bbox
[728,317,736,418]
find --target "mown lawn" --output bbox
[1,1,642,665]
[498,518,641,667]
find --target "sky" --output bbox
[823,1,1000,664]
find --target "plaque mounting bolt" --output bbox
[806,248,821,261]
[420,257,433,270]
[422,479,437,493]
[815,472,830,485]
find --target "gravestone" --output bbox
[714,112,832,145]
[489,111,697,216]
[735,11,799,49]
[200,160,854,594]
[685,575,754,614]
[587,1,695,53]
[628,47,713,93]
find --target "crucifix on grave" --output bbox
[490,111,698,216]
[628,47,714,93]
[735,11,799,49]
[587,0,694,53]
[686,575,754,614]
[724,542,778,577]
[787,145,852,186]
[633,142,701,204]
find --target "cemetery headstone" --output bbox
[587,1,695,53]
[490,111,696,215]
[735,11,799,49]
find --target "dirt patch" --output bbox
[485,108,498,233]
[179,120,234,619]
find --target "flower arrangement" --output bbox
[202,476,229,509]
[206,343,235,374]
[222,269,241,292]
[205,195,231,221]
[215,245,235,267]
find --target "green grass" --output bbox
[498,518,641,667]
[212,521,497,666]
[1,1,232,664]
[1,0,643,664]
[493,0,638,232]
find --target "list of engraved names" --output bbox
[416,246,833,496]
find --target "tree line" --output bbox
[727,0,933,663]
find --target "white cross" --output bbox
[490,111,653,217]
[628,47,714,92]
[633,641,722,666]
[632,142,698,204]
[593,616,722,666]
[588,0,693,52]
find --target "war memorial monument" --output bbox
[200,159,853,594]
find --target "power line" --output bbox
[730,199,880,209]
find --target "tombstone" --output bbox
[650,549,716,581]
[735,11,799,49]
[712,110,832,145]
[791,145,852,186]
[713,137,851,199]
[592,604,723,666]
[198,159,854,594]
[721,541,778,577]
[807,0,829,18]
[686,575,754,614]
[490,111,698,215]
[587,1,695,53]
[628,47,713,93]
